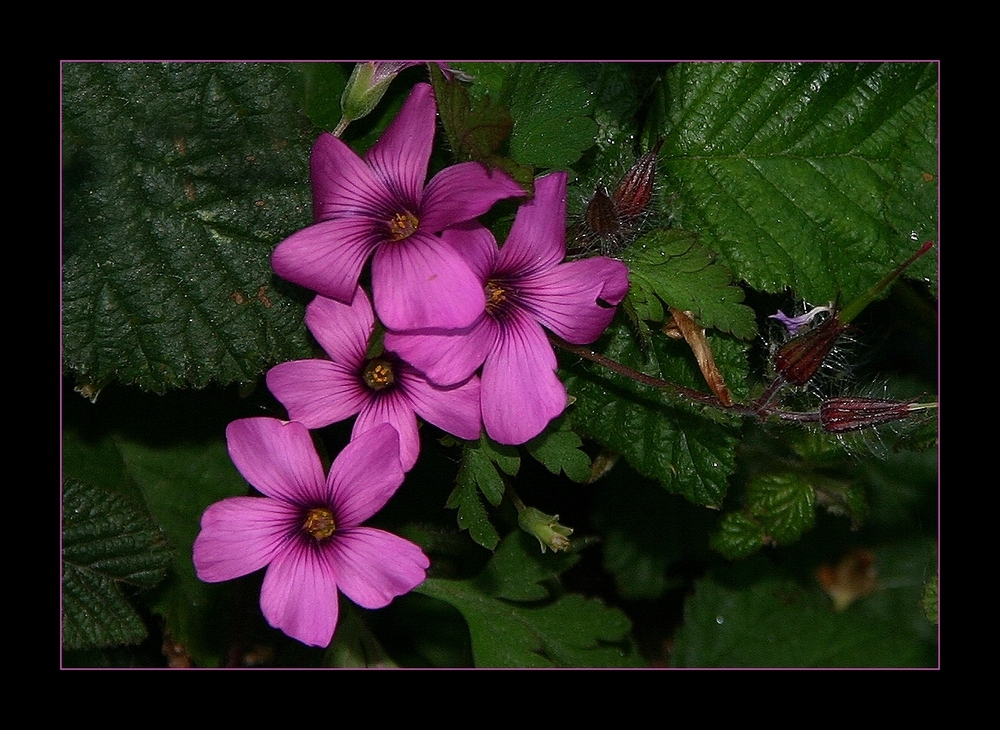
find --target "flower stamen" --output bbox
[302,507,337,541]
[388,211,419,241]
[363,358,396,390]
[485,280,507,315]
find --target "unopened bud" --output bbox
[571,139,663,256]
[339,63,415,133]
[773,316,849,386]
[585,187,620,238]
[612,137,663,222]
[518,507,573,554]
[337,62,466,136]
[820,397,927,433]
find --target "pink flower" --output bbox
[193,419,429,648]
[271,82,524,331]
[385,172,630,445]
[266,287,481,471]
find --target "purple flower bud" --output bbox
[820,397,919,433]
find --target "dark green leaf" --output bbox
[658,62,938,306]
[62,479,172,650]
[62,62,315,393]
[747,472,817,545]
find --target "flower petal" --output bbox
[329,527,429,609]
[226,418,328,505]
[271,218,382,302]
[310,133,392,221]
[400,367,482,441]
[259,540,340,647]
[364,82,436,207]
[305,290,374,365]
[352,391,421,472]
[266,359,368,429]
[520,257,630,343]
[495,171,567,277]
[420,162,524,232]
[193,497,298,583]
[481,311,567,445]
[372,232,486,330]
[383,315,496,387]
[327,423,406,526]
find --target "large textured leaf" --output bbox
[658,62,938,306]
[62,62,316,393]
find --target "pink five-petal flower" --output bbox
[271,82,525,331]
[192,419,429,648]
[266,287,481,471]
[385,172,630,445]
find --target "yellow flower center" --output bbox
[303,507,336,541]
[363,358,395,391]
[388,211,419,241]
[485,281,507,314]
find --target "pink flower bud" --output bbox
[612,138,663,222]
[773,316,849,386]
[820,397,916,433]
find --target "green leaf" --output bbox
[747,472,817,545]
[500,63,599,169]
[623,228,758,339]
[62,62,315,393]
[525,419,592,483]
[658,62,938,306]
[561,318,745,507]
[445,479,500,552]
[710,511,766,560]
[446,437,521,550]
[62,479,172,650]
[417,533,641,667]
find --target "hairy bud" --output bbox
[773,316,849,386]
[820,397,923,433]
